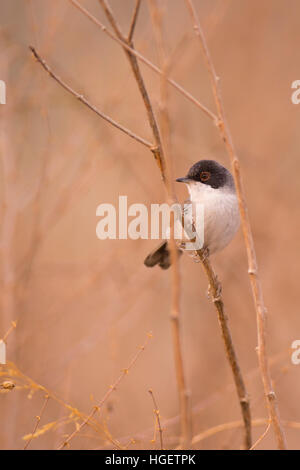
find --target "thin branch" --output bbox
[192,418,298,448]
[2,320,17,343]
[148,389,164,450]
[0,77,19,449]
[250,421,271,450]
[196,249,252,449]
[97,350,287,449]
[68,0,217,122]
[24,395,50,449]
[29,46,153,150]
[4,361,119,447]
[128,0,142,42]
[98,0,165,179]
[22,0,54,291]
[147,0,251,449]
[98,0,191,448]
[185,0,287,450]
[58,333,152,449]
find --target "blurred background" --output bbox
[0,0,300,450]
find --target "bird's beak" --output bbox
[176,177,190,183]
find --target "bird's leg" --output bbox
[201,246,210,261]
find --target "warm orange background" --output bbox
[1,0,300,450]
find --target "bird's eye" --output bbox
[200,171,210,182]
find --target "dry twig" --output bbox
[98,0,165,178]
[29,0,285,450]
[29,46,153,150]
[68,0,217,122]
[2,321,17,343]
[24,394,50,449]
[185,0,287,450]
[147,0,192,448]
[196,250,251,449]
[191,418,296,448]
[98,0,191,448]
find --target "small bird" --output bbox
[144,160,240,269]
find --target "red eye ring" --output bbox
[200,171,210,182]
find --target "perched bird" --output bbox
[144,160,240,269]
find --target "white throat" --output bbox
[186,181,227,202]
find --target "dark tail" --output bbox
[144,241,182,270]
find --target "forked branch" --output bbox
[68,0,217,122]
[98,0,165,179]
[29,46,153,150]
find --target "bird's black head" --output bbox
[176,160,234,190]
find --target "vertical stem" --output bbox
[0,69,19,449]
[186,0,286,449]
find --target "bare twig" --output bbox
[196,249,252,449]
[98,0,165,179]
[149,0,192,448]
[191,418,266,447]
[147,0,192,448]
[2,320,17,343]
[192,418,296,448]
[185,0,287,449]
[58,333,152,449]
[250,421,271,450]
[24,394,50,449]
[148,389,164,450]
[29,46,153,150]
[0,67,20,448]
[131,0,252,449]
[98,0,191,448]
[127,0,142,42]
[16,134,97,287]
[1,106,18,348]
[68,0,217,122]
[28,0,276,451]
